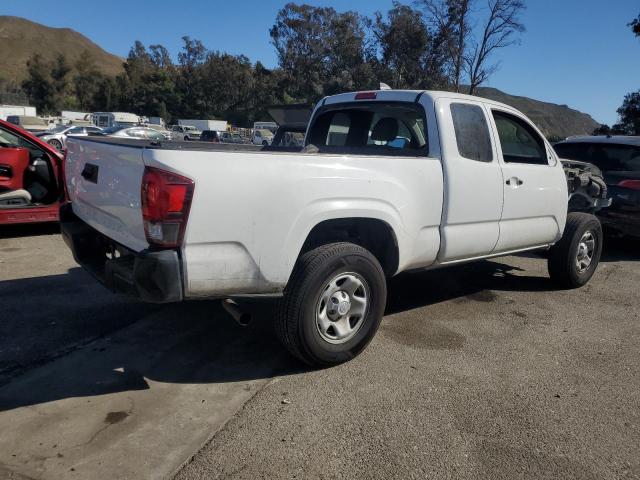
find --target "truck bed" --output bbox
[80,136,276,152]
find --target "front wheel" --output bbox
[48,139,63,151]
[275,242,387,367]
[548,212,603,288]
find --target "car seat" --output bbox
[0,147,33,206]
[370,117,399,145]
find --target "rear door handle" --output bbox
[506,177,523,187]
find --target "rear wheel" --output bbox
[275,242,387,367]
[548,212,603,288]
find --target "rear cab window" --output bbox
[450,103,493,162]
[306,101,428,156]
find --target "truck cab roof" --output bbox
[321,89,517,113]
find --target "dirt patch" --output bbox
[465,290,497,303]
[382,317,465,350]
[104,411,129,425]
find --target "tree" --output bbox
[421,0,472,92]
[21,54,56,113]
[270,3,374,102]
[466,0,525,95]
[73,51,105,111]
[614,90,640,135]
[373,3,447,89]
[50,54,71,106]
[630,14,640,37]
[270,3,336,102]
[176,36,207,117]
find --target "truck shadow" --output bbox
[0,268,301,411]
[386,259,550,315]
[0,222,61,239]
[601,236,638,263]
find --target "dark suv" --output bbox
[554,136,640,237]
[200,130,221,143]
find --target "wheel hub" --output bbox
[576,230,595,273]
[327,291,351,320]
[316,273,369,344]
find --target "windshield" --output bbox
[48,125,71,134]
[102,126,127,134]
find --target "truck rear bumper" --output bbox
[60,203,183,303]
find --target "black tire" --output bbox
[48,139,63,151]
[548,212,603,289]
[262,140,268,146]
[275,242,387,367]
[184,136,190,141]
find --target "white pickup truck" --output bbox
[61,89,604,367]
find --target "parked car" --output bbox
[555,136,640,237]
[170,125,202,141]
[6,115,51,133]
[200,130,222,143]
[143,124,172,140]
[252,128,274,146]
[99,126,167,141]
[0,119,64,224]
[36,124,103,151]
[62,89,605,367]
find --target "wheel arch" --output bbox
[294,217,400,279]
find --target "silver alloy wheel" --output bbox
[316,272,369,344]
[576,231,596,273]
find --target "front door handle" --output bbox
[506,177,523,187]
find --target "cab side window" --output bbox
[492,111,548,165]
[450,103,493,162]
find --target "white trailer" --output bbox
[61,111,91,125]
[0,105,36,121]
[178,119,228,132]
[91,112,140,128]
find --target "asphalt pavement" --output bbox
[0,225,638,479]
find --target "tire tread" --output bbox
[275,242,383,366]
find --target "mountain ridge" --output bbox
[0,16,600,138]
[0,16,124,82]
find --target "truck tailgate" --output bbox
[65,138,149,252]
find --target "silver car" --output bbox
[101,125,167,141]
[37,124,103,151]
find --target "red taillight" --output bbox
[617,179,640,190]
[355,91,377,100]
[141,167,194,248]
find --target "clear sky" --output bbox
[3,0,639,125]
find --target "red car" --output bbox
[0,119,64,225]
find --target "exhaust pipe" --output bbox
[221,299,252,326]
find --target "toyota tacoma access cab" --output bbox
[61,90,605,367]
